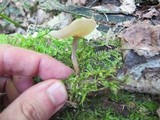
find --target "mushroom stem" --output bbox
[49,18,97,75]
[72,37,80,75]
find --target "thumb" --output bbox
[0,80,67,120]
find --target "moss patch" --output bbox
[0,32,159,120]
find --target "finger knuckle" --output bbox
[21,102,44,120]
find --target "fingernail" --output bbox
[47,81,67,106]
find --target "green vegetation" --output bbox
[53,90,159,120]
[0,32,159,120]
[0,31,122,103]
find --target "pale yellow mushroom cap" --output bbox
[50,18,97,39]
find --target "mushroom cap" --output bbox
[50,18,97,39]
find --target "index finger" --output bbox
[0,44,73,80]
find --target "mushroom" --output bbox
[49,18,96,75]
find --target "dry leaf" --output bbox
[119,22,160,58]
[36,9,49,24]
[67,0,87,5]
[44,12,73,29]
[142,8,159,19]
[120,0,136,14]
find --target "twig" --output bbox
[0,13,27,30]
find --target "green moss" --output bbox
[53,90,159,120]
[0,32,159,120]
[0,32,122,103]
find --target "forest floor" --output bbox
[0,0,160,120]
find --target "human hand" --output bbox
[0,44,73,120]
